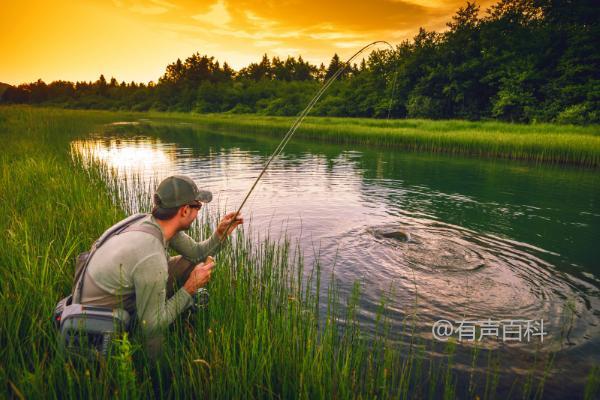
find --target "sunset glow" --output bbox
[1,0,495,85]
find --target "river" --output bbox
[72,121,600,397]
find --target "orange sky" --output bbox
[1,0,495,85]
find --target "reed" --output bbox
[144,112,600,167]
[0,105,597,399]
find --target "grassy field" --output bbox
[1,105,599,399]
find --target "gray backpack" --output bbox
[53,213,162,357]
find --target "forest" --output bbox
[1,0,598,124]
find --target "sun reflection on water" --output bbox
[71,137,176,176]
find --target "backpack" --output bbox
[53,213,163,358]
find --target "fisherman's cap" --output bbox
[154,175,212,208]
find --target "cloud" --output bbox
[334,40,372,49]
[129,4,169,14]
[271,47,301,57]
[122,0,492,48]
[254,40,281,47]
[95,0,503,72]
[394,0,454,10]
[149,0,177,8]
[222,0,435,32]
[245,10,277,29]
[309,31,361,41]
[111,0,175,15]
[191,0,232,27]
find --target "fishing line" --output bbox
[219,40,398,240]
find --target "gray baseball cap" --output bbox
[154,175,212,208]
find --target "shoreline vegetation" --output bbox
[7,105,600,167]
[143,111,600,167]
[1,107,599,398]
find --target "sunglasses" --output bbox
[188,203,202,210]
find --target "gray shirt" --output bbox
[80,214,221,336]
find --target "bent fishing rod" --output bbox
[218,41,397,242]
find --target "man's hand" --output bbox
[183,258,215,295]
[216,212,244,239]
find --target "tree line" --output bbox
[1,0,597,124]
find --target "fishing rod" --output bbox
[218,40,397,241]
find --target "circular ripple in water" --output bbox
[331,212,599,349]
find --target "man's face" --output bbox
[180,201,201,230]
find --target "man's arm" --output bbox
[132,252,193,336]
[169,231,222,264]
[169,213,244,263]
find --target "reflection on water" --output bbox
[72,138,175,177]
[72,125,600,395]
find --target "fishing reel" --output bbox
[191,288,209,312]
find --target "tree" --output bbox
[272,56,291,81]
[324,53,346,81]
[95,74,108,96]
[491,66,536,122]
[160,58,184,85]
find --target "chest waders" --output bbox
[53,213,163,359]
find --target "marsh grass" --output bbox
[1,105,597,399]
[140,112,600,167]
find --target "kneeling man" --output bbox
[77,175,243,354]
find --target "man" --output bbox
[78,175,243,353]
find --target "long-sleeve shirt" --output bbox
[80,214,221,336]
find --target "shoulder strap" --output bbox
[94,213,149,249]
[122,223,164,243]
[73,213,152,303]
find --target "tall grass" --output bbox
[141,112,600,167]
[0,105,597,399]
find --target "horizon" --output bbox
[1,0,496,86]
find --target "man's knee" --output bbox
[166,256,195,295]
[167,255,183,269]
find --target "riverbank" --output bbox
[137,110,600,167]
[5,105,600,167]
[1,106,598,399]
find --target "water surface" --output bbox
[72,122,600,396]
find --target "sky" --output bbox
[0,0,495,85]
